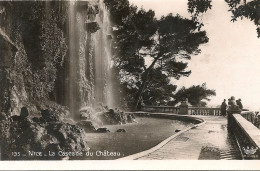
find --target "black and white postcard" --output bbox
[0,0,260,170]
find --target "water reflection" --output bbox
[84,117,194,160]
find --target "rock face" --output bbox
[175,129,181,133]
[0,28,18,67]
[85,22,100,33]
[0,0,106,117]
[0,0,119,160]
[96,127,110,133]
[41,109,60,123]
[116,129,126,133]
[20,107,29,118]
[98,109,136,125]
[1,108,89,160]
[76,120,97,133]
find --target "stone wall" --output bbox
[0,1,102,117]
[230,114,260,159]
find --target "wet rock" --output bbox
[116,129,126,133]
[109,109,115,114]
[4,112,89,160]
[41,109,60,122]
[120,113,128,123]
[131,114,136,119]
[20,107,29,118]
[127,114,136,123]
[10,115,24,122]
[7,120,45,158]
[85,22,100,33]
[46,122,89,152]
[76,120,96,133]
[79,107,95,120]
[62,118,75,125]
[98,108,138,125]
[96,127,110,133]
[79,112,89,120]
[175,129,181,133]
[32,117,40,123]
[46,123,67,142]
[107,34,113,40]
[122,119,127,124]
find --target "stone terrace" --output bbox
[137,116,241,160]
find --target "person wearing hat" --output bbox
[236,98,243,110]
[221,99,227,116]
[230,96,236,106]
[227,96,242,129]
[228,98,232,105]
[227,96,241,114]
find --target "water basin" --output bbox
[84,116,194,160]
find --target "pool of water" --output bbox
[84,116,194,160]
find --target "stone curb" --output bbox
[117,113,206,160]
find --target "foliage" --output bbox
[226,0,260,37]
[188,0,260,37]
[171,83,216,106]
[105,0,209,110]
[187,0,212,30]
[141,68,177,106]
[3,1,68,100]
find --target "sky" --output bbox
[128,0,260,110]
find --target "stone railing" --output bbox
[188,107,221,116]
[141,105,221,116]
[141,106,180,114]
[241,112,260,129]
[229,114,260,159]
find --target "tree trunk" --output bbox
[134,69,150,110]
[133,57,160,110]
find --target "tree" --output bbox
[188,0,260,37]
[132,14,208,109]
[104,0,209,110]
[141,68,177,106]
[171,83,216,106]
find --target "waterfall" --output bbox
[66,0,115,119]
[0,0,116,118]
[68,1,90,118]
[93,1,114,109]
[68,1,77,118]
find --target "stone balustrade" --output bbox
[241,112,260,129]
[141,105,221,116]
[140,105,260,159]
[188,107,221,116]
[141,106,180,113]
[229,114,260,159]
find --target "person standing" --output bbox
[221,99,227,116]
[236,98,243,110]
[230,96,236,106]
[228,98,232,105]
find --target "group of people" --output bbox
[221,96,243,116]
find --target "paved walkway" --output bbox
[137,116,242,160]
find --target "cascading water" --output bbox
[93,1,114,109]
[66,0,115,119]
[68,1,79,118]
